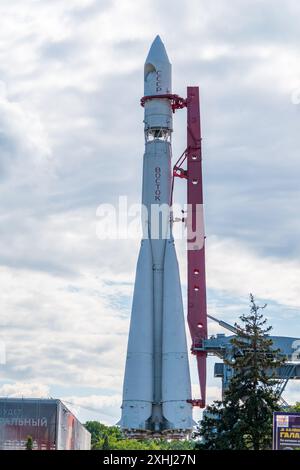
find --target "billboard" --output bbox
[273,412,300,450]
[0,398,91,450]
[0,399,57,450]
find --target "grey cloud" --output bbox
[166,45,300,258]
[67,0,112,22]
[1,333,126,390]
[40,39,84,62]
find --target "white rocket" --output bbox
[120,36,193,437]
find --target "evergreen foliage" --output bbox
[196,294,285,450]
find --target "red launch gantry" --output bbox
[172,87,208,408]
[186,87,207,408]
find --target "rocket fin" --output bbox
[161,239,194,430]
[120,239,153,430]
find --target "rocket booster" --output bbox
[120,36,193,437]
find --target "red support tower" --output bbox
[186,87,207,408]
[172,87,207,408]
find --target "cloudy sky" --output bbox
[0,0,299,425]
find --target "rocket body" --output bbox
[120,36,193,436]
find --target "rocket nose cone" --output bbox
[144,35,172,95]
[145,35,170,66]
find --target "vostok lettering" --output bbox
[154,167,161,201]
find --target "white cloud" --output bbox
[0,87,51,181]
[284,381,300,406]
[62,393,122,425]
[206,236,300,311]
[0,381,50,398]
[0,262,130,392]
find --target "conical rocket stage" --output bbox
[120,36,193,438]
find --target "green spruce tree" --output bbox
[197,294,285,450]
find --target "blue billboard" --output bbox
[273,412,300,450]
